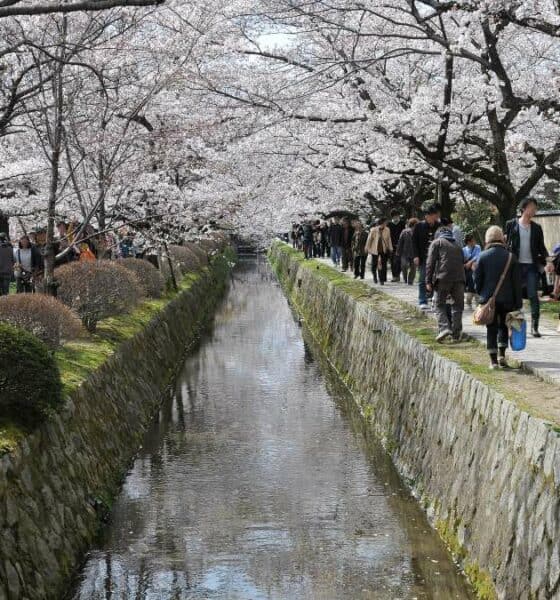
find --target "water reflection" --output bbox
[71,258,472,600]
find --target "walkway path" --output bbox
[318,258,560,387]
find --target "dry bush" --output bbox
[183,242,209,266]
[56,260,144,332]
[0,293,82,350]
[168,245,203,275]
[117,258,164,298]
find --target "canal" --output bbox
[71,258,473,599]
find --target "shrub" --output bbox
[0,294,82,350]
[0,322,63,427]
[196,238,222,255]
[56,260,144,332]
[168,245,203,275]
[117,258,164,298]
[183,242,209,266]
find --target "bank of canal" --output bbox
[71,258,472,599]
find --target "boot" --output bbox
[532,317,541,338]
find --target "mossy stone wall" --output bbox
[0,257,231,600]
[271,243,560,600]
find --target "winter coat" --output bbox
[329,223,343,247]
[396,227,415,259]
[302,224,314,242]
[388,220,405,247]
[425,229,465,285]
[341,225,354,249]
[0,241,14,276]
[474,244,522,308]
[505,219,548,266]
[365,226,393,256]
[352,229,369,257]
[412,220,440,264]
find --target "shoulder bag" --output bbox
[473,253,513,326]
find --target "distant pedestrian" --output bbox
[396,218,418,285]
[352,221,368,279]
[388,210,405,282]
[505,197,551,337]
[329,217,343,266]
[302,221,314,259]
[475,226,522,369]
[365,217,392,285]
[320,221,330,258]
[341,218,354,272]
[463,234,481,309]
[0,233,14,296]
[412,205,441,308]
[426,225,466,342]
[13,235,42,293]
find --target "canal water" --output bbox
[71,258,473,599]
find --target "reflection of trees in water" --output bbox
[74,260,471,600]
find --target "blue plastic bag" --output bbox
[510,319,527,351]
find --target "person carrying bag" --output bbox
[474,226,523,369]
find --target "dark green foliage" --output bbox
[0,323,63,427]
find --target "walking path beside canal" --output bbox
[318,258,560,388]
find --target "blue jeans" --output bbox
[418,263,428,305]
[520,263,540,324]
[331,246,342,265]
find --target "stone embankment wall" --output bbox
[270,243,560,600]
[0,257,231,600]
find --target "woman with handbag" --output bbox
[474,226,523,369]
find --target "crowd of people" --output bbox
[0,222,145,296]
[291,198,560,370]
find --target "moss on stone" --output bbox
[464,562,498,600]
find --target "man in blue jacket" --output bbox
[505,198,549,337]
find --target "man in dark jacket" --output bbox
[329,217,343,266]
[504,197,549,337]
[302,221,314,260]
[388,209,405,282]
[412,205,441,308]
[340,217,354,271]
[426,226,465,342]
[0,233,14,295]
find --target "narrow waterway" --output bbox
[71,258,473,600]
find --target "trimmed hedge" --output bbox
[56,260,144,332]
[117,258,165,298]
[0,294,82,350]
[0,322,63,427]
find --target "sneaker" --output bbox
[489,363,499,370]
[453,332,467,342]
[532,329,542,338]
[498,357,509,368]
[436,329,452,343]
[419,303,429,310]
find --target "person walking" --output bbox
[425,225,466,342]
[388,210,405,282]
[329,217,343,266]
[0,233,14,296]
[320,221,330,258]
[475,226,522,369]
[505,197,550,337]
[352,221,368,279]
[340,218,354,272]
[463,234,481,309]
[366,217,392,285]
[302,221,314,259]
[396,217,418,285]
[412,205,441,308]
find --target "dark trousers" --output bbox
[354,255,366,279]
[401,257,416,285]
[371,253,388,283]
[390,253,401,280]
[520,263,540,326]
[16,277,34,293]
[0,275,10,295]
[303,240,313,259]
[341,247,353,271]
[486,303,513,354]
